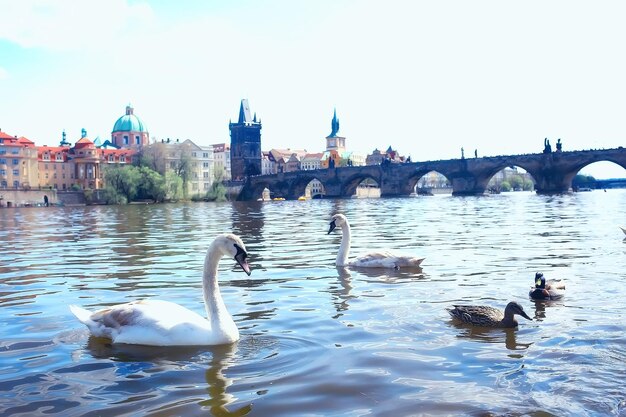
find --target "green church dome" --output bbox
[112,105,147,133]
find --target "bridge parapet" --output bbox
[237,148,626,200]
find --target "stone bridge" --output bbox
[237,148,626,201]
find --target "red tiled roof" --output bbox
[0,131,15,139]
[74,137,95,149]
[17,136,36,147]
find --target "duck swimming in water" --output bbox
[529,272,565,300]
[447,301,532,328]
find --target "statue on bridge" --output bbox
[556,138,562,152]
[543,138,552,154]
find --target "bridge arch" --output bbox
[408,169,452,195]
[342,173,381,198]
[289,174,327,199]
[485,165,536,193]
[238,177,292,201]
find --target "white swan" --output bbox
[327,213,425,269]
[70,234,251,346]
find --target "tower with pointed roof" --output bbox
[229,99,262,180]
[325,108,346,153]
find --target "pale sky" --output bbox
[1,0,625,178]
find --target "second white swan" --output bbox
[327,213,424,269]
[70,234,251,346]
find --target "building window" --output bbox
[203,172,209,178]
[12,159,18,165]
[204,183,210,190]
[120,155,126,163]
[109,155,114,162]
[56,154,63,161]
[1,180,6,187]
[12,169,19,176]
[192,152,197,157]
[13,180,19,188]
[0,159,5,164]
[11,149,19,155]
[0,169,5,176]
[42,153,49,160]
[203,153,209,158]
[203,162,209,168]
[135,136,140,145]
[124,135,129,145]
[0,149,5,155]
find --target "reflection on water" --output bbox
[1,191,626,416]
[450,323,534,351]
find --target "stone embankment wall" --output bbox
[0,190,58,207]
[0,190,92,207]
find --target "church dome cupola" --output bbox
[112,105,147,133]
[111,104,149,150]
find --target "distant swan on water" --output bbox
[70,234,251,346]
[327,213,424,269]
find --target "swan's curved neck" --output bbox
[336,221,351,267]
[203,243,230,325]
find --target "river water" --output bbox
[1,191,625,417]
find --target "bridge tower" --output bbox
[229,99,262,180]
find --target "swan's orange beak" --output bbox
[328,220,337,234]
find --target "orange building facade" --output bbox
[1,105,145,191]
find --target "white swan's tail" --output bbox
[69,305,93,324]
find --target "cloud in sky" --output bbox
[1,0,625,178]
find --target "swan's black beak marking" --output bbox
[328,220,337,234]
[234,244,251,276]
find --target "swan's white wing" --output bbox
[70,300,212,346]
[350,250,424,268]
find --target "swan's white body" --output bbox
[328,213,424,269]
[70,234,251,346]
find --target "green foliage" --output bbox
[206,168,227,202]
[523,178,535,191]
[104,165,141,203]
[165,171,183,201]
[509,176,523,190]
[137,166,167,202]
[103,165,170,204]
[500,181,512,192]
[573,174,596,188]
